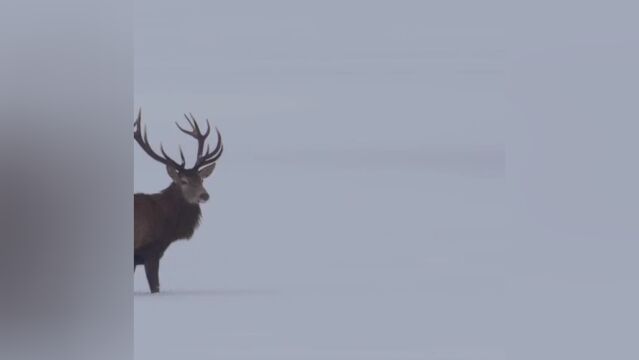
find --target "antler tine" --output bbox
[134,108,142,130]
[184,113,196,131]
[192,127,223,169]
[201,138,224,167]
[133,111,186,171]
[176,115,194,135]
[160,144,185,169]
[188,113,211,138]
[203,118,211,138]
[175,114,213,161]
[188,113,202,135]
[179,114,204,134]
[210,127,223,156]
[178,146,186,165]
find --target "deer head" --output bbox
[134,110,224,204]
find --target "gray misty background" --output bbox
[134,1,638,359]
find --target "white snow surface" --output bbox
[135,160,512,359]
[135,1,638,359]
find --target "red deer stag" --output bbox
[134,110,223,293]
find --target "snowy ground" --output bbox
[134,151,637,359]
[135,153,513,359]
[134,1,638,358]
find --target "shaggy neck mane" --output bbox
[160,183,202,240]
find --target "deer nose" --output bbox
[200,193,210,202]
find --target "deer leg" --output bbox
[144,256,161,293]
[134,255,144,271]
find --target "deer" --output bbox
[133,110,223,293]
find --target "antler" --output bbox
[134,109,186,171]
[176,113,224,171]
[134,109,223,173]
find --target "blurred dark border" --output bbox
[0,1,133,359]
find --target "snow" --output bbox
[134,1,638,359]
[135,159,511,359]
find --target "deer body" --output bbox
[133,111,223,293]
[134,184,201,252]
[134,185,202,291]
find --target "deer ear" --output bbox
[198,163,216,178]
[166,165,181,182]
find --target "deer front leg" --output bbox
[144,256,161,293]
[134,255,144,271]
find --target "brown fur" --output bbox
[134,182,202,293]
